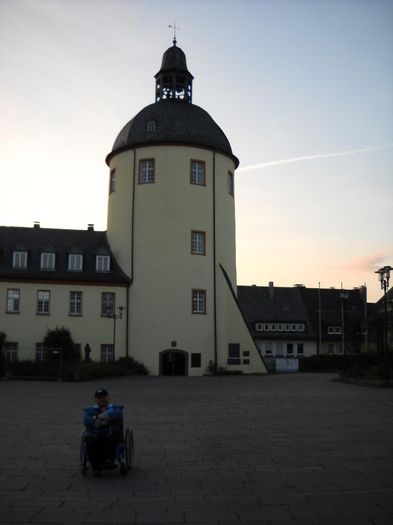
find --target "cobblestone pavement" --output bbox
[1,373,392,525]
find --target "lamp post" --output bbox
[108,306,125,358]
[340,289,348,373]
[375,266,392,385]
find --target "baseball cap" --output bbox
[94,388,108,398]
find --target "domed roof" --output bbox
[106,100,239,167]
[156,45,193,77]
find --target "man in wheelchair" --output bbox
[83,388,123,475]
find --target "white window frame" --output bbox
[69,291,82,315]
[6,289,20,313]
[139,159,155,184]
[35,343,46,362]
[12,251,27,269]
[101,344,115,362]
[5,342,18,363]
[96,255,110,272]
[191,231,206,255]
[101,292,115,317]
[68,254,83,271]
[190,160,205,185]
[40,252,56,270]
[192,289,206,314]
[37,290,50,314]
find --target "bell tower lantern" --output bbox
[154,39,194,103]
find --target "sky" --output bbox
[1,0,392,303]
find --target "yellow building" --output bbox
[0,41,266,376]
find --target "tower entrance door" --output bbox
[160,350,188,376]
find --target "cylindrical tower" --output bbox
[106,42,266,376]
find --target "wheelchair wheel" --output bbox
[80,433,88,476]
[124,428,135,470]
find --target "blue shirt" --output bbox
[83,403,123,438]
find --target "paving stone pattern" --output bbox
[0,373,392,525]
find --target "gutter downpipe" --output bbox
[213,152,218,374]
[126,148,136,358]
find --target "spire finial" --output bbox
[168,20,180,45]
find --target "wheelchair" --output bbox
[80,425,135,476]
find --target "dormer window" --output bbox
[146,120,156,132]
[12,251,27,269]
[96,255,110,272]
[40,252,56,270]
[68,253,83,271]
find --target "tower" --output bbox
[105,42,266,375]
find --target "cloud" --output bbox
[238,143,393,172]
[338,251,390,272]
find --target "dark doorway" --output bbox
[160,350,188,376]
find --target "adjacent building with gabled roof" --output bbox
[238,282,369,359]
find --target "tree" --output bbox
[43,326,79,363]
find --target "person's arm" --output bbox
[83,407,99,430]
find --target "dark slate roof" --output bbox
[0,226,130,284]
[106,100,239,167]
[155,44,193,78]
[237,285,316,340]
[297,287,367,335]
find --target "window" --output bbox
[297,323,305,332]
[287,343,294,355]
[191,231,206,255]
[285,324,291,332]
[101,292,115,317]
[146,120,156,131]
[335,327,342,334]
[5,342,18,363]
[190,160,205,185]
[192,289,206,314]
[37,290,50,314]
[270,324,277,331]
[276,342,284,356]
[139,159,155,184]
[40,252,55,270]
[12,251,27,269]
[6,289,20,313]
[69,291,82,315]
[291,324,297,331]
[191,353,201,368]
[278,324,283,331]
[96,255,110,272]
[109,169,116,194]
[35,343,46,362]
[227,343,241,365]
[227,171,234,196]
[297,343,304,355]
[68,254,83,271]
[101,344,115,362]
[265,342,273,355]
[255,323,263,331]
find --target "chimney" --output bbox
[33,221,40,229]
[87,224,94,231]
[268,281,274,299]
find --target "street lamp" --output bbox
[375,265,392,385]
[108,306,125,358]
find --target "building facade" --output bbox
[0,42,267,376]
[238,282,369,359]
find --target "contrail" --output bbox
[238,143,393,172]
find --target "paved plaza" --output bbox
[1,373,392,525]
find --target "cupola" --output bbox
[154,40,194,103]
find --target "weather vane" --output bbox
[168,20,180,45]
